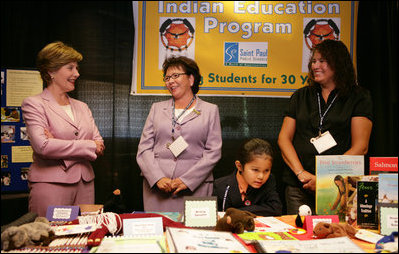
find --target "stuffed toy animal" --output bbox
[313,221,358,239]
[215,208,257,234]
[295,204,312,228]
[1,217,55,251]
[103,189,127,214]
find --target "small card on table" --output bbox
[184,196,217,229]
[123,217,164,237]
[303,215,339,235]
[46,205,80,221]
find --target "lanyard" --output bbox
[171,96,195,140]
[317,92,338,135]
[222,185,230,212]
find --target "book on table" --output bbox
[94,235,167,253]
[377,173,398,236]
[315,155,364,222]
[369,157,398,175]
[95,217,167,253]
[165,226,250,253]
[254,236,365,253]
[329,174,379,227]
[237,231,298,244]
[356,178,379,229]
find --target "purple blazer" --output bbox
[136,97,222,212]
[21,88,103,184]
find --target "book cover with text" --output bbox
[369,157,398,174]
[344,175,378,226]
[315,155,364,221]
[357,180,379,229]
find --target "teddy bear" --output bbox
[214,207,257,234]
[313,221,358,239]
[1,217,55,251]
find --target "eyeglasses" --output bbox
[163,73,187,82]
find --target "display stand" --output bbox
[1,68,42,192]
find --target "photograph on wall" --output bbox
[20,167,29,181]
[20,126,28,141]
[1,125,16,143]
[1,171,11,186]
[1,155,8,168]
[1,107,21,122]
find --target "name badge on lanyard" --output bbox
[167,96,195,157]
[310,92,338,154]
[310,131,337,154]
[168,136,189,157]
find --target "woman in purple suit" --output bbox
[21,41,105,216]
[137,56,222,212]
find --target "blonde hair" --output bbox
[36,41,83,86]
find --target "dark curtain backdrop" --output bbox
[1,1,397,224]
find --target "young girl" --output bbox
[213,138,283,217]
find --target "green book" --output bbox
[237,231,297,244]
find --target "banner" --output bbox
[131,1,358,97]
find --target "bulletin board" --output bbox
[1,68,43,192]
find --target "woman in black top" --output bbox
[278,39,373,215]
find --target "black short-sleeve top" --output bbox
[282,84,373,187]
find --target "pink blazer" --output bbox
[137,97,222,212]
[21,88,103,184]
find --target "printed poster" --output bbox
[131,1,358,97]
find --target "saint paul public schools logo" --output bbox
[224,42,268,67]
[224,42,239,64]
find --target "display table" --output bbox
[0,212,382,253]
[84,213,378,253]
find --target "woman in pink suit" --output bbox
[137,56,222,212]
[21,41,105,217]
